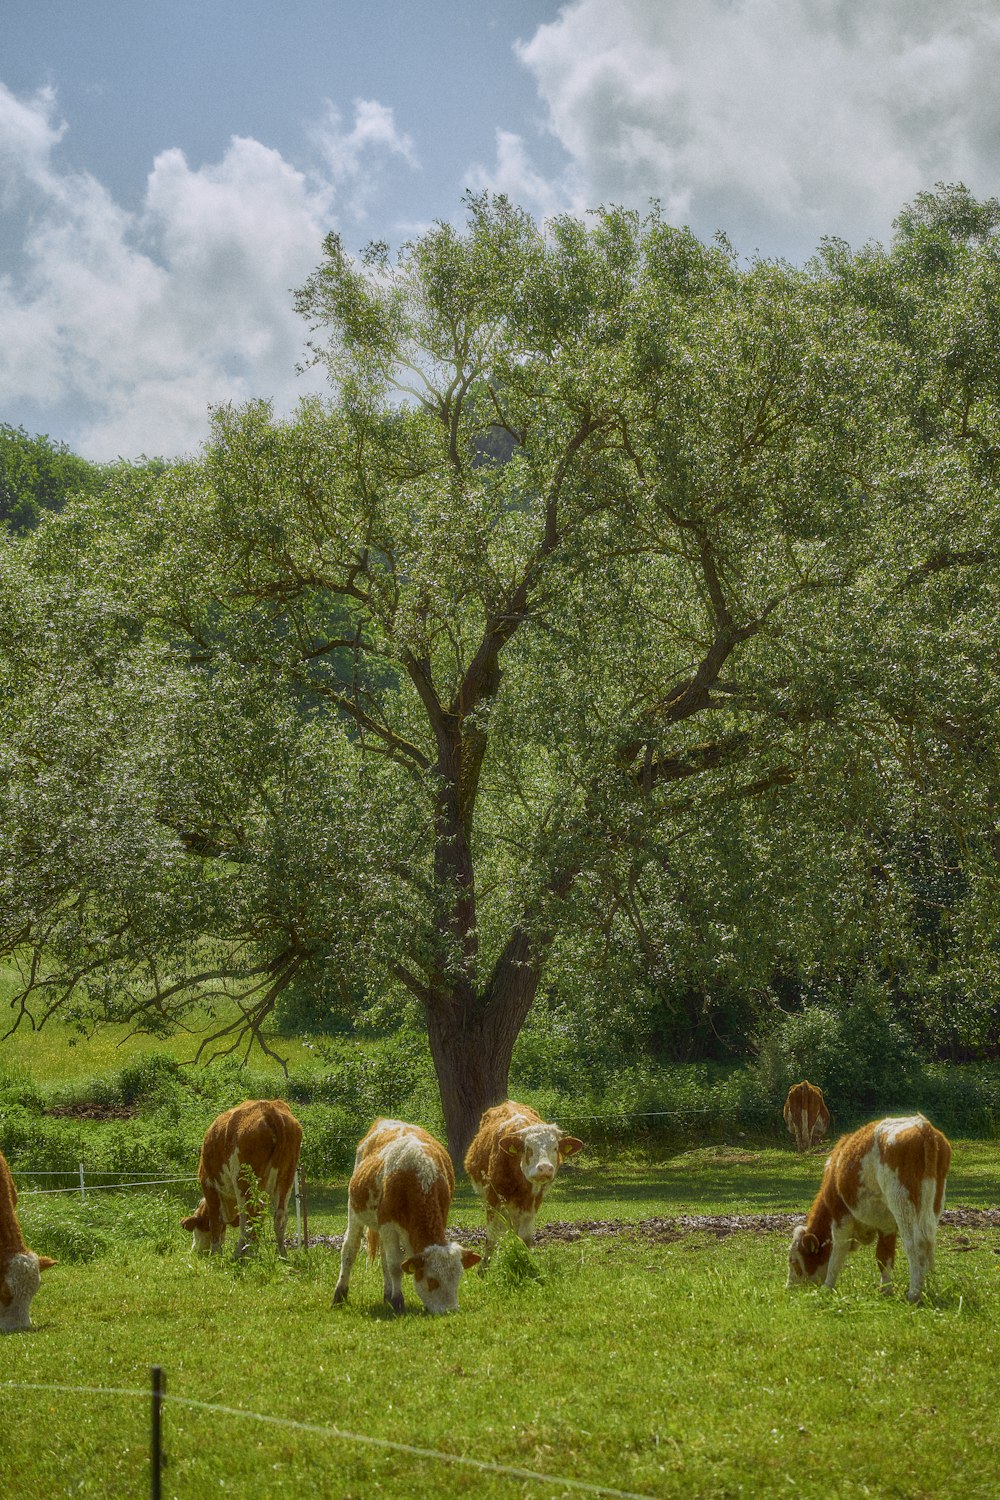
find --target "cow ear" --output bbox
[803,1233,819,1255]
[180,1215,197,1231]
[559,1136,584,1159]
[500,1135,523,1156]
[460,1250,482,1270]
[37,1256,57,1272]
[401,1255,424,1276]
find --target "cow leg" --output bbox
[513,1208,537,1248]
[480,1209,504,1267]
[886,1184,937,1303]
[876,1232,896,1294]
[898,1222,936,1303]
[797,1109,809,1153]
[205,1188,226,1255]
[823,1224,854,1290]
[379,1226,405,1314]
[272,1193,290,1259]
[333,1211,364,1305]
[233,1168,264,1257]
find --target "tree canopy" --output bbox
[0,425,107,534]
[1,187,998,1156]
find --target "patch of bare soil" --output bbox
[294,1206,1000,1253]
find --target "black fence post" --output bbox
[151,1365,165,1500]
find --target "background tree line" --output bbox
[1,185,998,1158]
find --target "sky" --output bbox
[3,0,1000,462]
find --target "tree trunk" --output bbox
[425,1004,515,1167]
[425,927,545,1164]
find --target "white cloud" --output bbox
[0,86,418,460]
[0,83,65,197]
[310,98,418,219]
[467,128,572,221]
[481,0,1000,258]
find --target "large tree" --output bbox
[2,192,998,1157]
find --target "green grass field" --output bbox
[2,992,999,1497]
[2,1136,998,1499]
[2,1208,999,1499]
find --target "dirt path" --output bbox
[295,1206,1000,1252]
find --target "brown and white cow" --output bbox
[783,1080,831,1153]
[333,1119,480,1314]
[787,1114,951,1303]
[463,1100,584,1265]
[1,1148,56,1333]
[181,1099,303,1258]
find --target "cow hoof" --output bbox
[332,1286,348,1306]
[387,1294,405,1315]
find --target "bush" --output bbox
[752,997,921,1117]
[117,1054,184,1107]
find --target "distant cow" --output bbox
[783,1081,831,1152]
[463,1100,584,1265]
[787,1114,951,1302]
[1,1149,56,1333]
[333,1119,480,1314]
[181,1099,303,1257]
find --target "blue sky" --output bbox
[4,1,1000,460]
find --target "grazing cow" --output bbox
[181,1099,303,1258]
[333,1119,480,1314]
[787,1114,951,1302]
[1,1149,56,1333]
[463,1100,584,1265]
[783,1080,831,1152]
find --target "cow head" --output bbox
[180,1199,215,1254]
[401,1243,481,1314]
[786,1223,831,1288]
[0,1250,57,1333]
[500,1124,584,1186]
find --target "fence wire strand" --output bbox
[1,1379,660,1500]
[21,1178,196,1197]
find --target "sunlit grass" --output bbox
[2,1212,998,1499]
[0,964,317,1082]
[3,1001,998,1498]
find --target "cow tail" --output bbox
[366,1228,381,1263]
[925,1127,946,1213]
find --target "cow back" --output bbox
[350,1120,454,1253]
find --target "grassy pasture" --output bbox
[2,987,998,1495]
[2,1206,999,1499]
[2,1139,999,1500]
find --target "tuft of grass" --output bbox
[484,1232,546,1293]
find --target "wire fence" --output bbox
[17,1162,199,1199]
[16,1164,309,1243]
[1,1371,661,1500]
[11,1106,724,1193]
[21,1174,196,1198]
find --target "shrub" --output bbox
[752,997,921,1117]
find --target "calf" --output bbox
[181,1098,302,1257]
[463,1100,584,1265]
[787,1114,951,1302]
[783,1080,831,1152]
[333,1119,480,1314]
[1,1149,56,1333]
